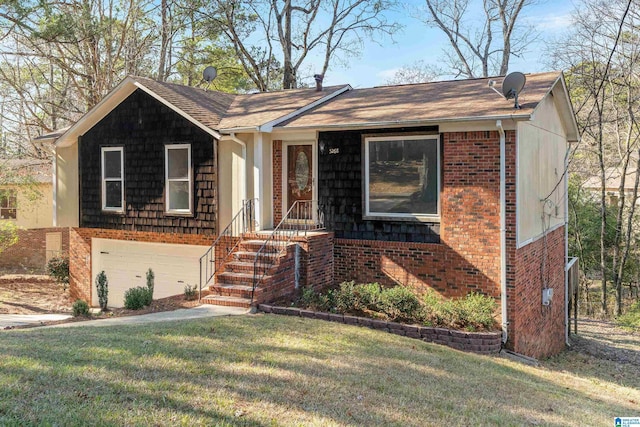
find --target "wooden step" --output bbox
[202,295,252,308]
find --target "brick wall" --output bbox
[69,227,215,304]
[511,226,566,358]
[334,239,498,298]
[333,131,506,300]
[0,227,69,274]
[273,140,283,224]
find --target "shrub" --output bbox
[335,281,357,313]
[378,286,421,322]
[184,284,197,301]
[617,301,640,330]
[146,268,154,299]
[423,291,497,331]
[95,271,109,311]
[300,286,318,307]
[355,282,382,311]
[47,257,70,290]
[72,299,90,317]
[124,286,152,310]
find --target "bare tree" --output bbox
[419,0,535,78]
[384,61,442,85]
[198,0,400,90]
[551,0,640,316]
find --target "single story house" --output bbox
[0,158,68,273]
[52,71,579,359]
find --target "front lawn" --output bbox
[0,315,637,426]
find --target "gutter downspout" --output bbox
[497,120,508,344]
[564,144,570,346]
[52,146,58,227]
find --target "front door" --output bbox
[286,144,313,220]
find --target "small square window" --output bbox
[101,147,124,211]
[165,144,192,213]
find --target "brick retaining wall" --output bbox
[259,304,502,355]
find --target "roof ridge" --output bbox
[129,75,238,100]
[369,70,562,90]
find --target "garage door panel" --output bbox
[91,239,209,308]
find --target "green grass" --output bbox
[617,302,640,330]
[0,315,638,426]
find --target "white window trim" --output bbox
[165,144,193,214]
[364,135,440,220]
[101,146,124,212]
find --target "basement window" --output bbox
[165,144,192,214]
[364,135,440,219]
[101,147,124,212]
[0,189,17,219]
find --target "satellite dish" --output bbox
[502,72,526,109]
[203,66,217,83]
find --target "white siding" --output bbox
[517,95,568,246]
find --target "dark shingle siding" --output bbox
[79,89,217,234]
[318,127,440,243]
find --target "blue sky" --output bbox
[320,0,576,88]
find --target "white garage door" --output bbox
[91,239,209,308]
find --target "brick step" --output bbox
[216,271,273,286]
[202,295,252,308]
[238,239,286,252]
[223,260,271,274]
[233,251,280,263]
[209,283,259,299]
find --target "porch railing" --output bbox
[199,198,257,301]
[251,200,325,303]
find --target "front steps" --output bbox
[201,237,288,308]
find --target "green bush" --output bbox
[617,302,640,330]
[335,281,357,313]
[423,291,497,331]
[47,257,70,290]
[184,284,197,301]
[295,281,498,331]
[95,271,109,311]
[299,286,336,312]
[124,286,152,310]
[378,286,421,322]
[355,282,382,311]
[72,299,90,317]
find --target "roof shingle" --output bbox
[279,72,562,128]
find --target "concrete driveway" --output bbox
[44,305,248,328]
[1,305,248,330]
[0,313,72,329]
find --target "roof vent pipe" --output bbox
[314,74,324,91]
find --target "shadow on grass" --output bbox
[0,315,638,426]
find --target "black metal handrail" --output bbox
[199,198,257,301]
[251,200,325,303]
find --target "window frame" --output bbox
[101,146,125,213]
[363,134,441,220]
[0,188,17,220]
[165,143,193,215]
